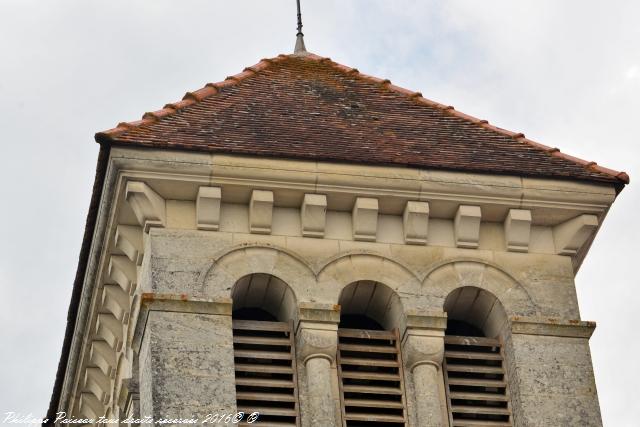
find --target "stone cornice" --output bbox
[107,148,615,269]
[109,148,616,216]
[132,294,232,353]
[510,316,596,339]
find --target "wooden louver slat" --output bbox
[337,328,407,427]
[233,319,300,426]
[443,336,513,427]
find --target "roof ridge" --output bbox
[95,52,629,185]
[307,54,629,185]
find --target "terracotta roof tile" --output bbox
[95,53,629,186]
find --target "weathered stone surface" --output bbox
[58,149,617,425]
[506,333,602,426]
[296,319,341,427]
[139,311,236,420]
[402,332,446,427]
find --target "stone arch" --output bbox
[444,286,509,338]
[338,281,405,331]
[201,245,316,305]
[317,252,422,305]
[423,259,539,318]
[231,273,297,322]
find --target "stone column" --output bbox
[295,303,341,427]
[134,294,235,424]
[401,312,448,427]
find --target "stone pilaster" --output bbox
[295,303,341,427]
[401,312,448,427]
[506,317,601,426]
[135,294,235,423]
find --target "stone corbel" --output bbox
[83,367,112,405]
[89,341,117,379]
[109,255,137,296]
[249,189,274,234]
[403,201,429,245]
[553,214,599,255]
[301,194,327,238]
[100,284,131,324]
[95,313,123,352]
[454,205,481,248]
[196,186,222,231]
[504,209,532,252]
[125,181,166,232]
[78,392,105,419]
[118,377,140,421]
[115,225,144,266]
[352,197,378,241]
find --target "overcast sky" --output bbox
[0,1,638,425]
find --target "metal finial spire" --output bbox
[294,0,307,54]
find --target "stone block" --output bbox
[454,205,481,248]
[504,209,532,252]
[196,186,222,231]
[95,313,123,352]
[115,225,144,265]
[553,214,598,255]
[109,255,137,296]
[83,367,111,405]
[78,392,105,419]
[249,189,274,234]
[301,194,327,238]
[125,181,166,232]
[139,311,236,419]
[100,284,130,324]
[403,201,429,245]
[352,197,378,241]
[88,341,117,379]
[165,200,196,230]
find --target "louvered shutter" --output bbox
[443,336,512,427]
[337,328,407,427]
[233,319,300,426]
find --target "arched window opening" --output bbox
[443,287,513,427]
[233,307,277,322]
[339,313,384,330]
[337,281,407,427]
[231,274,300,426]
[446,319,484,337]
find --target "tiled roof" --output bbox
[96,53,629,186]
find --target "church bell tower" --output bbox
[46,17,628,427]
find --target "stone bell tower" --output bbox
[46,49,628,426]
